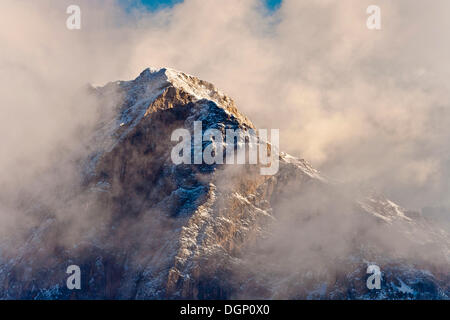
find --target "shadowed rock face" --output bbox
[0,68,448,300]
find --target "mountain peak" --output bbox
[131,66,229,104]
[94,67,254,150]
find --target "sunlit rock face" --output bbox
[0,68,448,300]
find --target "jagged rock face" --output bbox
[0,68,448,299]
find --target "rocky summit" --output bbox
[0,68,448,299]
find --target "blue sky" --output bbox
[130,0,282,11]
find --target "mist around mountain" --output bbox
[0,68,448,299]
[423,207,450,232]
[1,0,450,301]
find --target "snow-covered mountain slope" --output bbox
[0,68,448,299]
